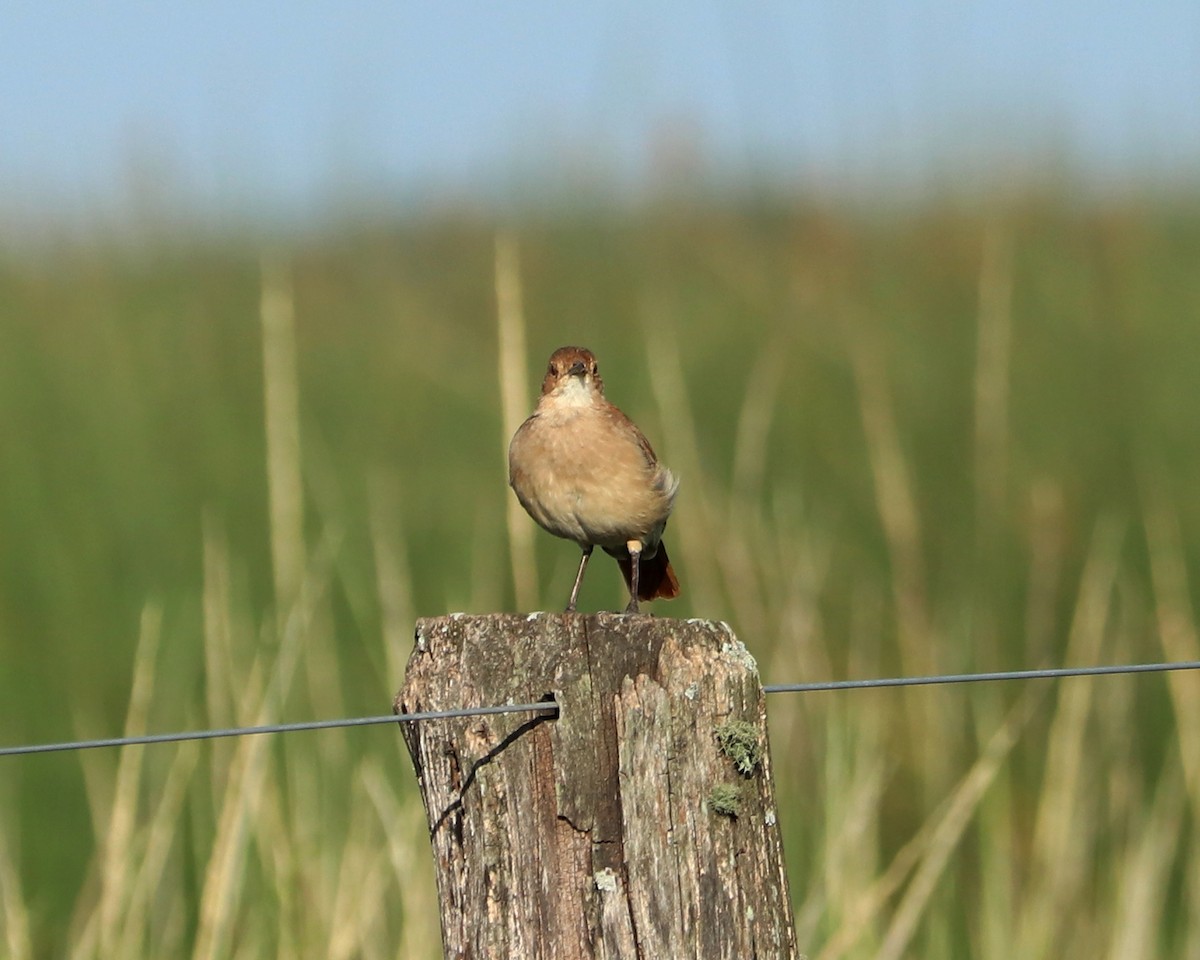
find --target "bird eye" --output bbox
[590,362,598,374]
[548,363,558,375]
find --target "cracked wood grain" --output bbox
[396,613,798,960]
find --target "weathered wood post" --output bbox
[396,613,798,959]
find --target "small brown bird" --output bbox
[509,346,680,614]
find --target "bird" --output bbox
[508,346,680,614]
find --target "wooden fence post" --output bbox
[396,613,798,960]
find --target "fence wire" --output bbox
[762,659,1200,693]
[0,702,558,757]
[2,660,1199,758]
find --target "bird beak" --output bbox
[567,360,587,377]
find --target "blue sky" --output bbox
[2,2,1198,222]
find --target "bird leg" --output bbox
[566,544,593,612]
[623,539,642,614]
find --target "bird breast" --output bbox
[509,401,677,550]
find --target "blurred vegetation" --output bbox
[1,189,1199,957]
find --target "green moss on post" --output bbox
[715,718,763,776]
[707,783,743,817]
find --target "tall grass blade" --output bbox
[1106,763,1185,960]
[93,604,162,958]
[190,566,318,960]
[114,741,199,958]
[1019,516,1123,955]
[817,688,1040,960]
[1141,490,1200,958]
[0,824,31,960]
[361,760,442,960]
[847,318,931,673]
[875,688,1041,960]
[368,470,417,686]
[261,255,306,613]
[1142,493,1200,807]
[494,233,539,611]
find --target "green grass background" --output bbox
[2,192,1200,957]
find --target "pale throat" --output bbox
[553,376,599,408]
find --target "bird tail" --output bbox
[616,541,681,602]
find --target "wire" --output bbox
[3,659,1198,758]
[763,659,1200,694]
[0,701,558,758]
